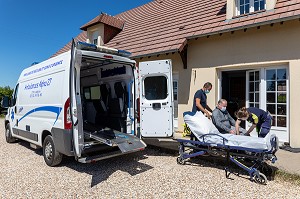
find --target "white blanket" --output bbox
[184,111,275,151]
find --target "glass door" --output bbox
[246,67,289,142]
[247,70,260,108]
[265,68,288,142]
[246,70,260,136]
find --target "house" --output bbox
[53,0,300,148]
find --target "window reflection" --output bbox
[277,93,286,103]
[277,105,286,116]
[267,81,275,91]
[277,69,287,80]
[277,116,287,127]
[277,81,286,91]
[267,93,275,103]
[255,82,259,91]
[266,70,276,80]
[267,104,275,114]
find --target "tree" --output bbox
[0,86,14,99]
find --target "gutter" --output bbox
[131,49,178,59]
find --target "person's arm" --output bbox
[196,98,211,119]
[235,119,241,135]
[212,110,232,133]
[246,124,256,135]
[206,104,213,113]
[228,114,236,126]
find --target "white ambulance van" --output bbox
[3,41,174,166]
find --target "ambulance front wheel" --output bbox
[43,135,63,166]
[5,124,16,143]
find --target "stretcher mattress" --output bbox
[184,111,275,151]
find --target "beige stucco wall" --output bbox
[289,60,300,147]
[134,19,300,147]
[188,19,300,147]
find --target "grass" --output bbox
[275,169,300,185]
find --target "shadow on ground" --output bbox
[61,151,153,187]
[16,140,153,187]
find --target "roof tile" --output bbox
[53,0,300,58]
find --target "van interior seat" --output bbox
[109,82,127,117]
[94,84,110,126]
[94,84,110,115]
[104,82,128,132]
[85,101,97,124]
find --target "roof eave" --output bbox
[188,14,300,40]
[131,49,178,59]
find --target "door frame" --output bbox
[218,65,289,143]
[173,72,179,131]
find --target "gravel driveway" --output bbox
[0,118,299,199]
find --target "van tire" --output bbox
[43,135,63,166]
[5,124,16,143]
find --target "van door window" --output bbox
[83,86,101,100]
[144,76,168,100]
[12,84,19,106]
[90,86,101,100]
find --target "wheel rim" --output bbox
[45,142,53,160]
[254,173,267,185]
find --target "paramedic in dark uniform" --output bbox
[192,82,213,119]
[212,99,247,135]
[235,107,272,138]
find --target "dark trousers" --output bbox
[257,115,272,138]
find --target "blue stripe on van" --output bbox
[18,106,62,125]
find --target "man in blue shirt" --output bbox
[192,82,213,119]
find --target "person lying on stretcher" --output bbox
[212,99,247,135]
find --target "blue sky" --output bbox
[0,0,152,89]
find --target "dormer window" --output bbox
[92,31,99,45]
[237,0,266,15]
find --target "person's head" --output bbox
[202,82,212,94]
[217,99,227,112]
[235,107,249,120]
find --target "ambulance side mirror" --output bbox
[1,96,11,108]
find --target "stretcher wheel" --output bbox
[177,157,185,165]
[254,172,267,185]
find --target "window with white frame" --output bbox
[266,68,287,127]
[236,0,266,15]
[173,80,178,101]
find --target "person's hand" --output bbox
[207,114,211,119]
[205,111,212,119]
[229,130,235,134]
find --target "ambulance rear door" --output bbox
[138,60,174,137]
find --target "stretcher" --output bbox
[177,111,279,184]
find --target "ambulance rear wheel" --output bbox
[43,135,63,166]
[5,124,16,143]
